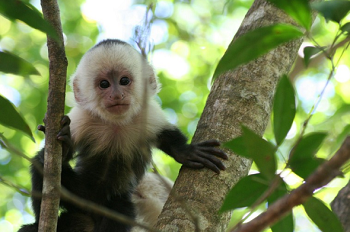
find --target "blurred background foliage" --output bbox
[0,0,349,231]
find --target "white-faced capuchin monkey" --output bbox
[19,39,227,232]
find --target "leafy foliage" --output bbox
[273,75,296,146]
[220,173,269,212]
[267,0,312,30]
[340,22,350,34]
[311,1,350,24]
[0,51,40,77]
[225,127,277,179]
[303,46,326,68]
[0,0,58,39]
[289,132,327,179]
[0,95,34,141]
[303,197,344,232]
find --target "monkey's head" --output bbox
[70,39,159,125]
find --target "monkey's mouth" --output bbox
[106,104,130,113]
[107,103,129,107]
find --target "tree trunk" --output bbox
[39,0,67,231]
[155,0,306,231]
[331,179,350,232]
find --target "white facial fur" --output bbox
[70,41,159,125]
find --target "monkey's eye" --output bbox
[99,80,110,89]
[120,77,131,86]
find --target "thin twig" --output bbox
[0,134,43,174]
[0,176,30,196]
[60,187,158,232]
[133,3,154,58]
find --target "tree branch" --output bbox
[39,0,67,231]
[234,136,350,232]
[331,178,350,232]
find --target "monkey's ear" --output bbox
[72,78,83,103]
[149,75,157,92]
[149,69,161,95]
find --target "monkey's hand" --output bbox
[173,139,228,174]
[38,116,74,163]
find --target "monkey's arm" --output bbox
[156,128,227,174]
[30,116,75,220]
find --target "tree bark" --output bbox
[39,0,67,231]
[156,0,307,231]
[331,179,350,232]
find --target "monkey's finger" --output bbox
[57,135,73,148]
[189,155,223,174]
[200,160,221,174]
[60,115,71,126]
[197,146,228,160]
[38,125,46,134]
[184,162,204,169]
[195,150,226,171]
[57,126,71,139]
[196,139,221,147]
[57,135,69,142]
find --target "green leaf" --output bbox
[273,75,296,146]
[0,0,58,40]
[0,95,34,142]
[225,126,277,179]
[224,136,246,157]
[290,157,325,179]
[267,178,294,232]
[340,22,350,34]
[220,174,269,212]
[0,51,40,77]
[311,1,350,24]
[303,197,344,232]
[267,0,312,30]
[241,127,277,179]
[331,124,350,154]
[212,24,303,80]
[289,132,327,179]
[291,132,327,161]
[303,46,325,68]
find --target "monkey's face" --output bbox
[71,42,158,125]
[95,69,133,115]
[72,66,141,124]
